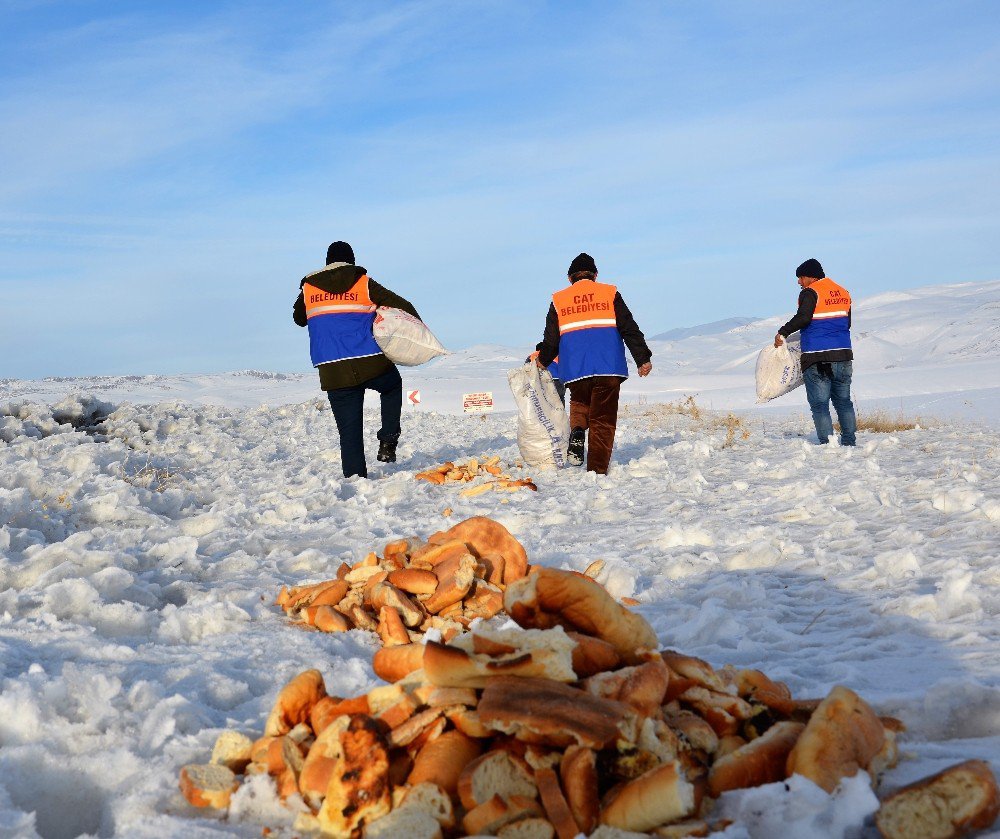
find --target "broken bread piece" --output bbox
[875,759,999,839]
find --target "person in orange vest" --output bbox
[535,253,652,474]
[293,241,422,478]
[526,348,565,405]
[774,258,856,446]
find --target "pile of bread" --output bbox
[274,517,530,643]
[185,566,999,838]
[415,456,538,497]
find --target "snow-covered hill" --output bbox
[3,280,998,423]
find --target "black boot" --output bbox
[567,427,585,466]
[377,440,397,463]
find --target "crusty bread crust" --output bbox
[535,766,581,839]
[568,632,622,678]
[179,763,239,809]
[318,715,391,836]
[407,730,483,794]
[561,745,599,835]
[708,720,805,797]
[600,760,696,833]
[786,685,886,793]
[438,516,529,584]
[875,759,1000,839]
[504,568,658,664]
[373,643,426,683]
[264,669,326,737]
[582,657,670,718]
[461,793,544,837]
[478,676,637,750]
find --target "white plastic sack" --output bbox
[755,338,803,403]
[372,307,448,366]
[507,363,570,469]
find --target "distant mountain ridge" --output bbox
[651,317,758,342]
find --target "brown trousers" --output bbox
[567,376,622,474]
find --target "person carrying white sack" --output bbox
[535,253,653,474]
[774,258,857,446]
[292,240,423,478]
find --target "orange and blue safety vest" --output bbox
[303,272,381,367]
[552,280,627,383]
[801,278,852,354]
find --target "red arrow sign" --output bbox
[408,390,421,405]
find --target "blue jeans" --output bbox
[803,361,856,446]
[326,365,402,478]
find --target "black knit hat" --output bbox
[795,258,824,279]
[568,252,597,276]
[326,241,355,265]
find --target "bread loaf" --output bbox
[210,730,253,774]
[373,643,426,682]
[399,782,456,829]
[461,793,544,837]
[534,766,580,839]
[561,745,599,834]
[582,657,670,717]
[407,729,483,794]
[317,715,391,836]
[388,568,439,595]
[786,685,887,793]
[707,720,804,797]
[568,632,622,678]
[439,516,529,583]
[504,568,658,664]
[458,749,538,810]
[600,760,696,833]
[179,763,239,809]
[264,669,326,737]
[478,676,637,750]
[875,759,1000,839]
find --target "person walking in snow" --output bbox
[293,241,422,478]
[774,258,857,446]
[535,253,652,474]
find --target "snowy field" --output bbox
[1,279,998,838]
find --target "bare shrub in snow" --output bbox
[117,455,184,493]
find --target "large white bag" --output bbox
[372,307,448,366]
[755,338,803,403]
[507,363,570,469]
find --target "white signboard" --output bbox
[462,391,494,414]
[407,389,421,405]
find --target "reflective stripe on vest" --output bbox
[801,277,852,354]
[552,280,627,382]
[303,274,382,366]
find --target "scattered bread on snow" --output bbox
[180,566,996,838]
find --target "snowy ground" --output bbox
[1,391,998,838]
[1,278,998,838]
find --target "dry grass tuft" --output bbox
[837,409,923,434]
[714,413,752,448]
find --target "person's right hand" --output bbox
[773,333,785,348]
[638,361,652,377]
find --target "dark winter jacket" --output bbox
[778,287,853,370]
[536,280,651,372]
[293,263,420,391]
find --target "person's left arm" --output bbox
[293,285,307,327]
[369,279,420,320]
[615,293,652,374]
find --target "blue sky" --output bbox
[2,0,998,378]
